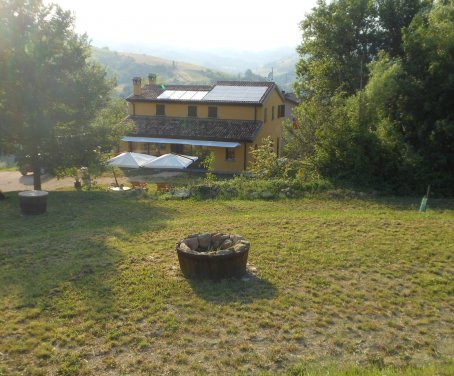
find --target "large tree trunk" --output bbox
[32,156,42,190]
[33,167,42,190]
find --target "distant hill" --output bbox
[97,42,296,72]
[256,54,299,92]
[91,47,237,97]
[91,46,298,97]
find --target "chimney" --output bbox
[148,73,157,85]
[132,77,142,96]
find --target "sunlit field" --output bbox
[0,191,453,375]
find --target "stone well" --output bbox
[176,233,250,279]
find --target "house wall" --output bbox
[251,89,284,157]
[130,101,256,121]
[211,143,247,173]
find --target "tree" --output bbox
[288,0,454,193]
[285,93,388,187]
[89,98,131,155]
[242,69,264,81]
[52,97,132,179]
[376,0,423,58]
[295,0,378,100]
[201,152,216,187]
[0,0,114,189]
[365,0,454,191]
[295,0,423,100]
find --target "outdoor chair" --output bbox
[131,181,148,190]
[131,181,143,188]
[156,182,171,193]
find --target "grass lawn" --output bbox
[0,166,17,172]
[0,190,453,375]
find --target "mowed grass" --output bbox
[0,191,453,375]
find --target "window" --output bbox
[156,104,165,116]
[225,148,235,161]
[264,108,268,122]
[272,105,275,120]
[188,105,197,117]
[278,104,285,118]
[208,106,218,118]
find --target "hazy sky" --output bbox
[43,0,317,51]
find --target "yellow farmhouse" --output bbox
[122,74,289,173]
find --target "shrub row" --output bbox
[188,176,333,200]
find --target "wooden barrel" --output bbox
[18,190,48,215]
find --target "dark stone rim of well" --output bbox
[175,232,250,256]
[176,247,247,259]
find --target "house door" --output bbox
[171,144,184,154]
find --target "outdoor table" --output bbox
[18,190,48,215]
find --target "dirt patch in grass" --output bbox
[0,194,453,374]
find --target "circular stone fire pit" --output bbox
[176,233,250,279]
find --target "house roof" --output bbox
[125,115,263,143]
[127,80,278,105]
[283,92,299,105]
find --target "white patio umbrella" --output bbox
[106,152,157,186]
[141,153,198,169]
[107,152,156,168]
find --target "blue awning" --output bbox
[122,136,240,148]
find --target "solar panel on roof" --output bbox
[180,91,197,100]
[157,90,175,99]
[157,90,208,101]
[203,85,268,102]
[169,91,185,100]
[192,91,209,100]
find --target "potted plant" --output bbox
[70,167,82,189]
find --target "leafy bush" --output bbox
[188,176,333,200]
[249,137,292,179]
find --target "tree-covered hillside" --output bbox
[91,47,237,97]
[90,47,299,97]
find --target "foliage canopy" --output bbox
[289,0,454,195]
[0,0,125,189]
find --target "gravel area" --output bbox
[0,171,125,192]
[0,171,182,192]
